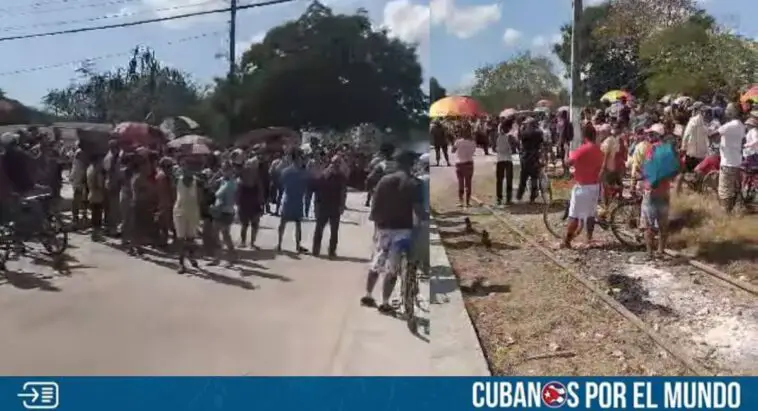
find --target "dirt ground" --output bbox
[432,158,758,375]
[431,167,692,376]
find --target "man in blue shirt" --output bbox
[277,148,309,253]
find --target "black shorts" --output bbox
[684,156,703,173]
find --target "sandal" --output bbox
[360,296,377,307]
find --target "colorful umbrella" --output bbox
[167,134,213,148]
[600,90,633,103]
[429,96,483,117]
[740,87,758,104]
[499,108,517,118]
[113,122,164,147]
[536,99,552,108]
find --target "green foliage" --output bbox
[469,52,567,113]
[429,77,447,103]
[552,0,758,103]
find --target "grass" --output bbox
[668,191,758,278]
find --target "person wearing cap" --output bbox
[311,155,348,258]
[677,102,710,193]
[636,123,675,258]
[362,150,426,314]
[717,103,746,212]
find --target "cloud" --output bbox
[431,0,501,39]
[236,32,266,57]
[383,0,430,45]
[140,0,225,29]
[502,28,522,46]
[532,35,547,48]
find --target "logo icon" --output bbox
[541,381,567,408]
[17,381,59,410]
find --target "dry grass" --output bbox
[668,192,758,279]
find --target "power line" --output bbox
[1,0,144,17]
[0,0,225,32]
[0,0,299,42]
[0,31,224,76]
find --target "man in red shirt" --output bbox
[561,124,604,248]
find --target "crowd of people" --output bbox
[430,94,758,259]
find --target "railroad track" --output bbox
[468,194,758,376]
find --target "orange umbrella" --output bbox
[740,86,758,104]
[429,96,483,117]
[600,90,633,103]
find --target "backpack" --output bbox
[642,142,680,188]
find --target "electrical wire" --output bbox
[1,0,144,17]
[0,0,297,42]
[0,0,226,32]
[0,31,224,76]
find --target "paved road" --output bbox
[0,191,429,375]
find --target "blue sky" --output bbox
[1,0,756,107]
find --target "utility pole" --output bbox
[227,0,238,141]
[569,0,583,151]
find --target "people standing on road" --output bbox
[599,122,624,212]
[209,162,238,267]
[365,143,396,207]
[129,152,153,256]
[311,155,347,258]
[173,157,201,273]
[362,150,425,314]
[560,125,603,249]
[70,147,88,227]
[431,119,451,166]
[556,109,573,176]
[269,151,289,215]
[717,103,746,213]
[103,141,122,237]
[277,148,309,253]
[155,157,176,248]
[413,153,431,279]
[516,117,543,203]
[237,149,264,249]
[452,128,476,208]
[304,152,324,219]
[86,156,106,241]
[494,117,516,206]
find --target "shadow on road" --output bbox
[1,269,61,292]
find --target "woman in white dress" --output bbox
[173,157,201,273]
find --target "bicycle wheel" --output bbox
[543,198,583,239]
[401,253,417,332]
[40,214,68,255]
[609,200,644,248]
[538,170,552,205]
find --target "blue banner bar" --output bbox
[0,377,755,410]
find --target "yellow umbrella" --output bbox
[429,96,483,117]
[600,90,633,103]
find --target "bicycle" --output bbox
[543,179,644,248]
[395,234,419,333]
[0,191,69,270]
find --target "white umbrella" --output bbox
[167,134,213,148]
[557,106,569,112]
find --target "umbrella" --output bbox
[113,122,164,147]
[557,106,569,112]
[499,108,517,118]
[535,99,552,108]
[600,90,633,103]
[533,106,550,113]
[160,116,200,139]
[740,87,758,104]
[167,134,212,148]
[429,96,483,117]
[176,143,211,156]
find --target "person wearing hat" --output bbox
[677,102,710,193]
[716,103,746,212]
[362,150,426,314]
[635,123,674,258]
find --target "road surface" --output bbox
[0,191,430,376]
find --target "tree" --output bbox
[219,1,426,134]
[43,47,203,124]
[429,77,447,103]
[553,0,704,103]
[469,52,566,114]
